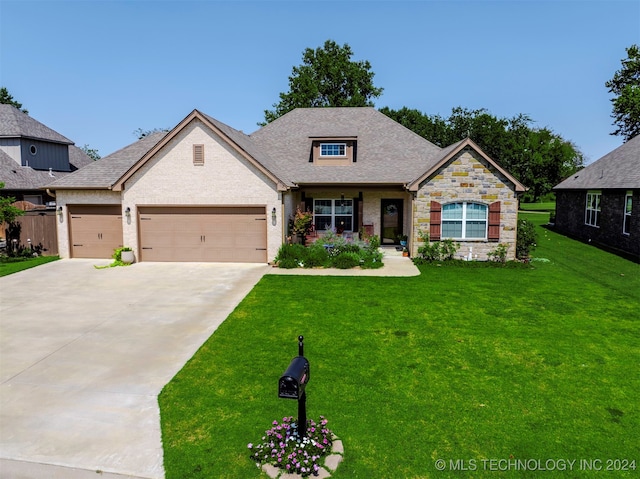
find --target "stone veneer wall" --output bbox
[413,147,519,261]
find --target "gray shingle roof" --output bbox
[1,150,69,189]
[250,107,443,184]
[0,104,72,144]
[46,132,166,189]
[555,135,640,190]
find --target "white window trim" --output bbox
[585,191,601,227]
[313,198,353,232]
[623,191,632,235]
[319,143,347,157]
[442,202,488,240]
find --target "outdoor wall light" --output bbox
[272,207,277,222]
[125,207,131,218]
[56,206,63,217]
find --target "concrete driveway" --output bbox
[0,259,269,479]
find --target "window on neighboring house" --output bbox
[320,143,346,157]
[442,202,488,239]
[585,191,601,227]
[313,198,353,232]
[623,191,632,235]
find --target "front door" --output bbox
[381,199,403,244]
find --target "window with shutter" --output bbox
[430,201,441,240]
[193,144,204,166]
[488,201,501,241]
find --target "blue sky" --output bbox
[1,0,639,164]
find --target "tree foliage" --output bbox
[80,144,101,161]
[380,106,584,202]
[133,127,169,139]
[605,44,640,141]
[262,40,383,124]
[0,87,28,114]
[0,182,25,225]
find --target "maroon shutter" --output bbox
[488,201,501,241]
[430,201,441,240]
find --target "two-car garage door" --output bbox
[68,205,268,262]
[138,206,267,262]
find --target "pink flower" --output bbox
[247,443,253,449]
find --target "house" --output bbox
[1,105,93,254]
[554,135,639,261]
[47,108,526,262]
[0,104,93,205]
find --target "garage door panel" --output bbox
[68,206,123,259]
[138,207,267,263]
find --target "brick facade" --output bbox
[555,189,639,261]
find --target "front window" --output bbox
[585,191,601,227]
[623,191,632,235]
[314,199,353,232]
[442,202,487,239]
[320,143,346,157]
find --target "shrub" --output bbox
[275,244,307,268]
[415,231,460,262]
[360,250,384,269]
[516,219,537,259]
[488,243,510,263]
[331,251,361,269]
[303,243,329,268]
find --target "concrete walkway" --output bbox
[0,255,418,479]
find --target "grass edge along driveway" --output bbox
[160,213,639,479]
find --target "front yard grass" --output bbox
[0,255,59,276]
[160,213,639,478]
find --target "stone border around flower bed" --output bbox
[258,435,344,479]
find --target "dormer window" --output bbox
[310,137,356,165]
[320,143,346,157]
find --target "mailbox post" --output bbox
[278,335,309,438]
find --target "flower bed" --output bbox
[249,416,335,477]
[275,232,383,269]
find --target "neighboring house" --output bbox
[0,104,93,205]
[1,105,93,254]
[47,108,525,263]
[554,135,639,261]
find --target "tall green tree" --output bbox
[262,40,383,124]
[0,87,28,114]
[380,106,583,202]
[605,44,640,141]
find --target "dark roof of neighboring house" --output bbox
[1,146,93,190]
[250,107,444,184]
[0,104,73,144]
[555,135,640,190]
[46,132,166,189]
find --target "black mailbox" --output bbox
[279,356,310,399]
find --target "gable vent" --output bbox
[193,144,204,166]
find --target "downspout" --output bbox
[46,188,56,198]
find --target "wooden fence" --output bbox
[2,210,58,256]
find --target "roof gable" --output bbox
[0,105,72,144]
[112,110,289,191]
[407,138,526,192]
[554,135,640,190]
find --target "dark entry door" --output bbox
[381,199,403,244]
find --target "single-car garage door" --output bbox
[69,205,123,258]
[138,206,267,263]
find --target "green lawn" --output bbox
[160,214,639,478]
[519,202,556,212]
[0,255,59,276]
